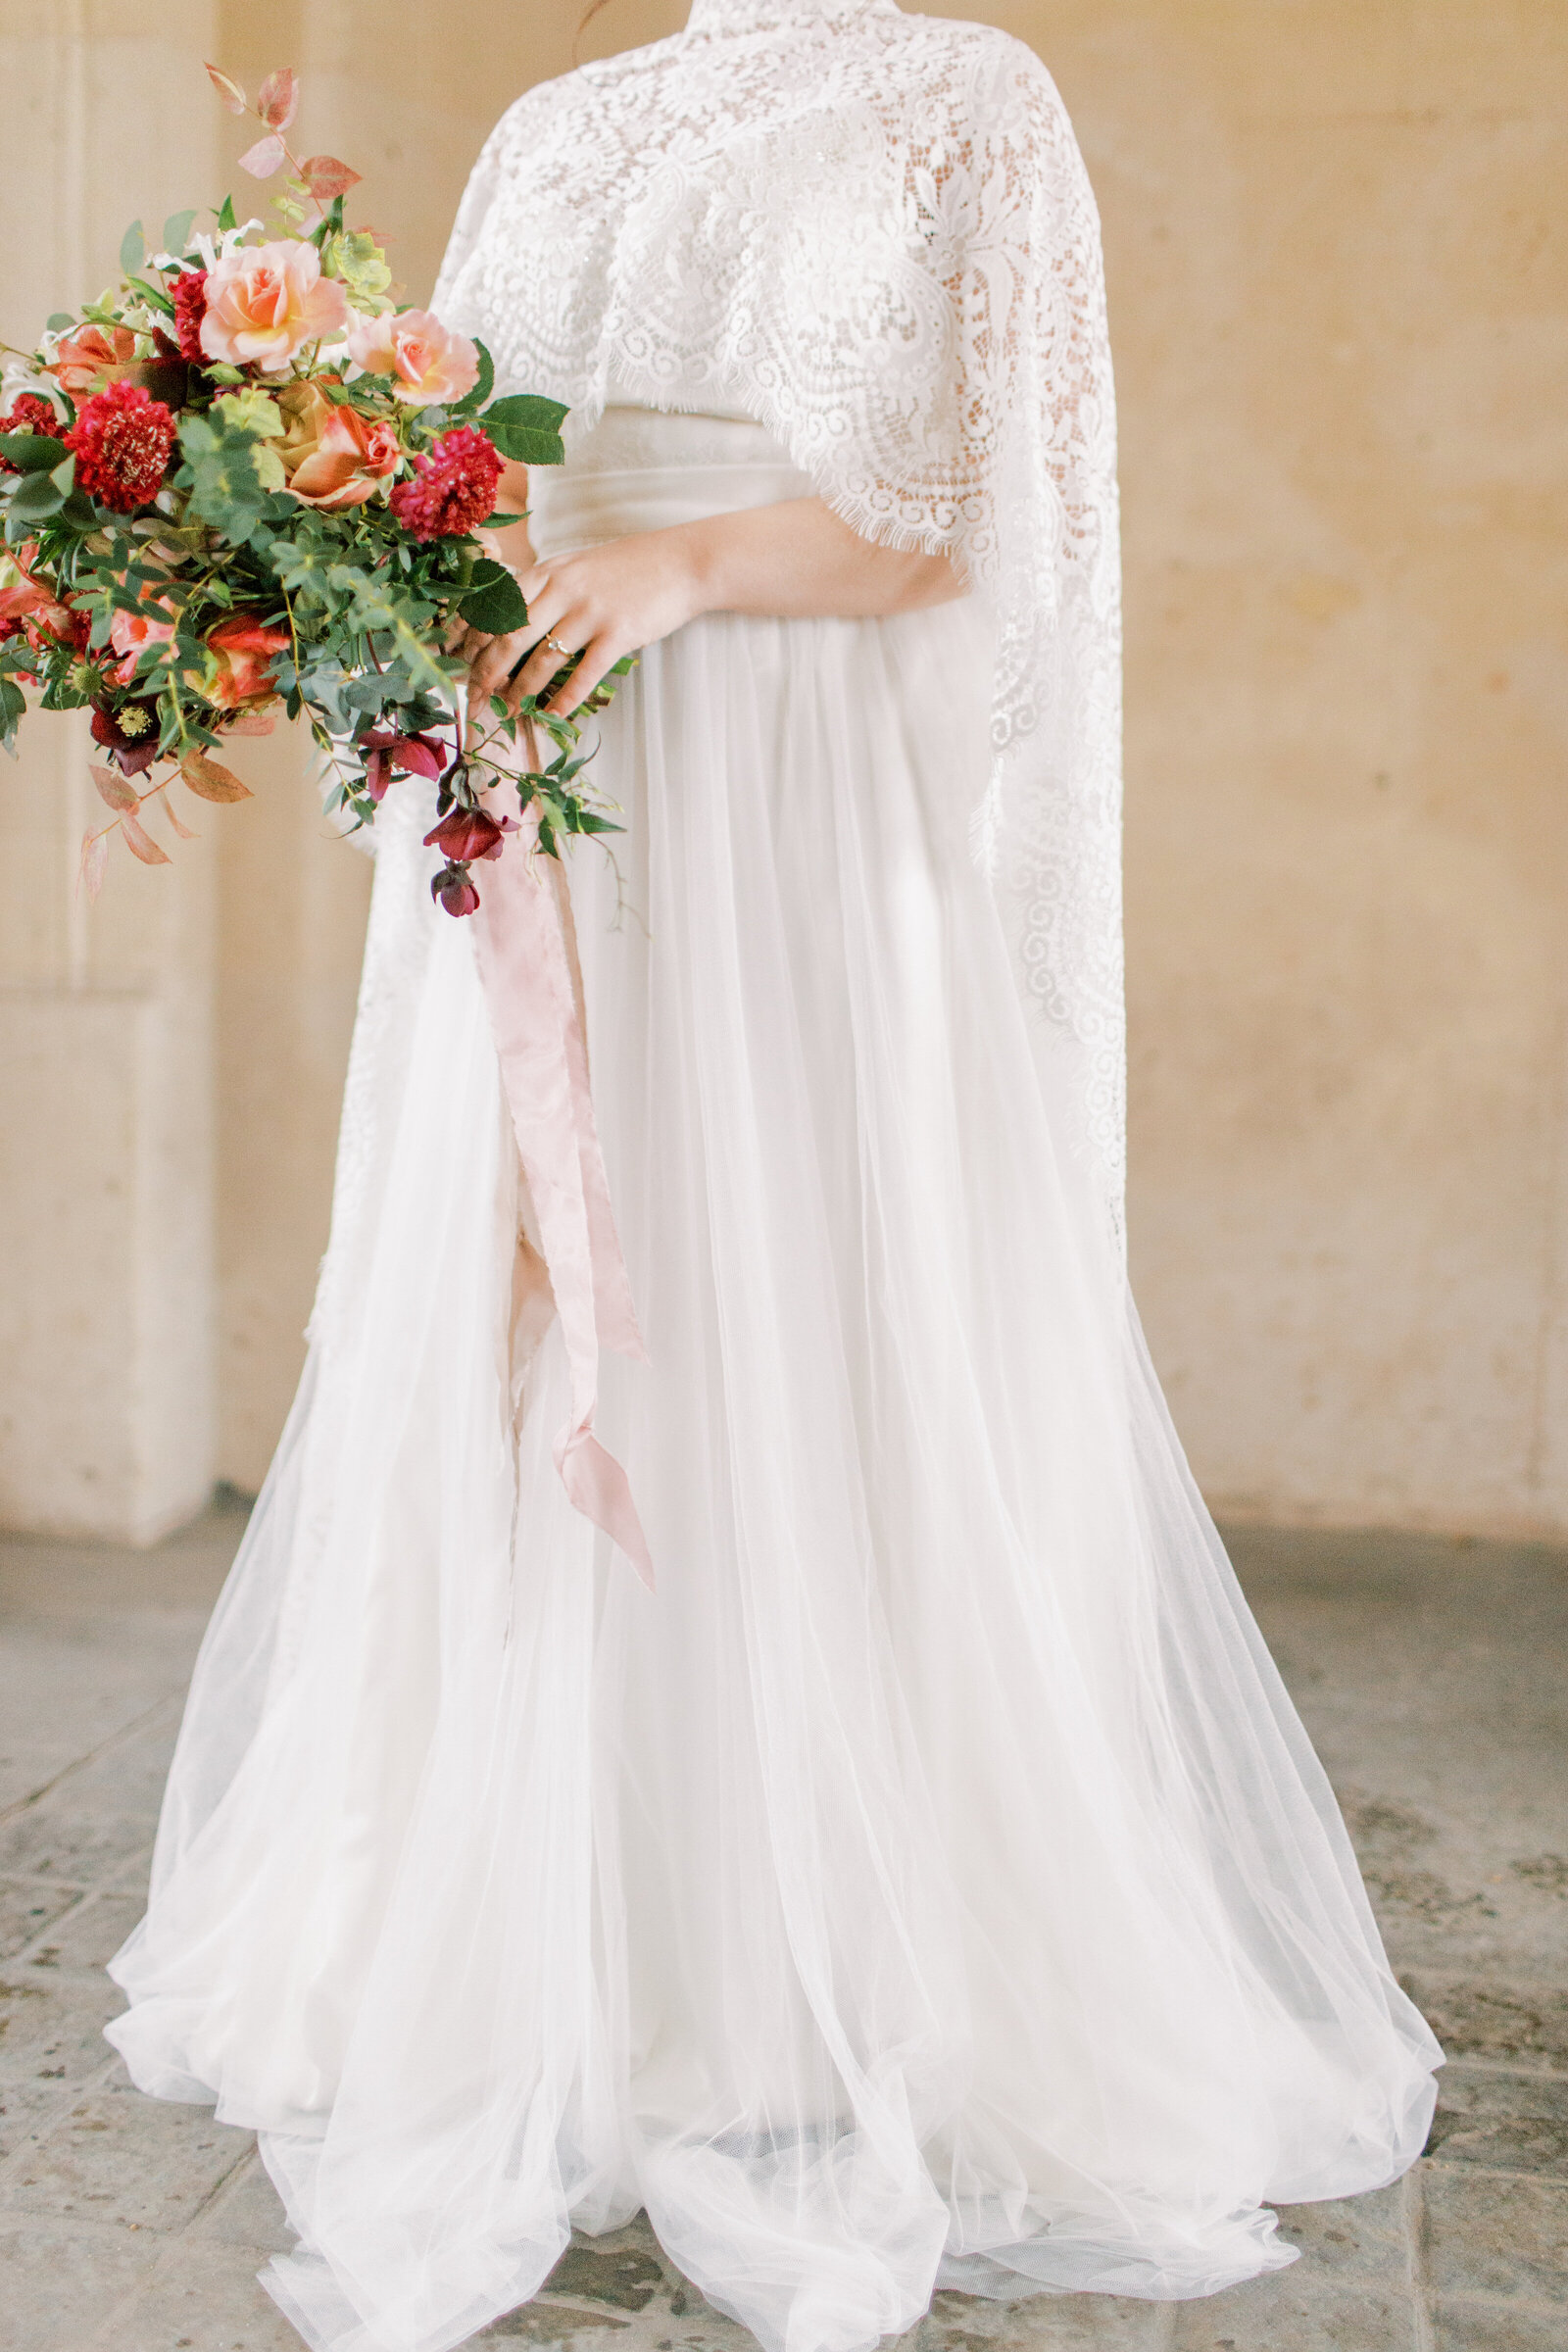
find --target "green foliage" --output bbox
[5,452,75,523]
[212,387,286,445]
[324,228,392,306]
[0,434,66,473]
[458,559,528,636]
[6,198,625,905]
[450,340,496,418]
[479,394,568,466]
[123,274,176,318]
[176,409,288,538]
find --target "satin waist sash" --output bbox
[528,406,815,557]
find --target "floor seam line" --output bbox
[1406,2160,1437,2352]
[1421,2158,1568,2185]
[0,1691,180,1829]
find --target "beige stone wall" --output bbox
[1,1,1563,1532]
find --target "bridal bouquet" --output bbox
[0,63,624,915]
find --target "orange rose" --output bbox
[203,615,289,709]
[276,380,402,511]
[48,324,140,407]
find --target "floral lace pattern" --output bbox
[434,0,1125,1218]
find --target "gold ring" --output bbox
[544,633,570,658]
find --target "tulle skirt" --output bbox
[106,411,1440,2352]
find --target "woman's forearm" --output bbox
[462,487,965,716]
[675,498,964,620]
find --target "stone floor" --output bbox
[1,1507,1564,2352]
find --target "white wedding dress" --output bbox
[107,11,1440,2352]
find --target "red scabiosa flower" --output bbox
[0,395,65,471]
[390,426,503,542]
[423,804,511,863]
[66,379,177,513]
[171,270,209,367]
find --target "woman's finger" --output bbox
[467,628,534,709]
[503,615,586,712]
[544,634,615,716]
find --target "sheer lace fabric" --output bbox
[433,0,1125,1214]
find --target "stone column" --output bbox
[0,2,220,1542]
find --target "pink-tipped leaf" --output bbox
[89,762,138,813]
[300,156,362,200]
[181,750,252,804]
[238,132,288,179]
[257,69,299,131]
[78,829,109,903]
[121,811,172,866]
[160,789,200,842]
[205,64,248,116]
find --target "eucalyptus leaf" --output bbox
[163,209,197,259]
[119,219,145,274]
[0,432,66,473]
[7,470,66,520]
[46,312,74,333]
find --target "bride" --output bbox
[106,4,1441,2349]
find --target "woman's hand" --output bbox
[459,530,705,722]
[451,498,964,725]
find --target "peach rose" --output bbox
[200,241,349,373]
[345,308,478,406]
[276,379,402,510]
[110,605,177,684]
[203,615,289,709]
[48,324,140,406]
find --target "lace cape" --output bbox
[434,0,1125,1220]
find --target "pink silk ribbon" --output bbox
[472,806,654,1588]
